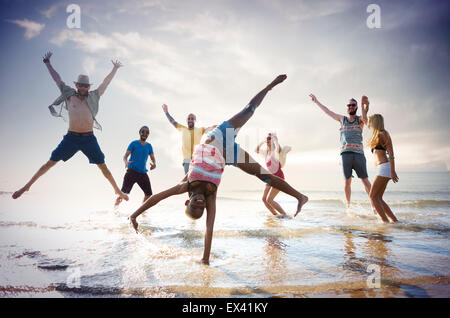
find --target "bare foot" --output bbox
[270,74,287,88]
[12,186,29,199]
[294,194,308,217]
[114,196,123,208]
[117,191,129,201]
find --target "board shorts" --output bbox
[376,162,391,178]
[50,131,105,164]
[341,151,368,179]
[121,168,153,196]
[209,121,240,166]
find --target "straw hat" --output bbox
[74,74,93,85]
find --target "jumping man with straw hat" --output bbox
[12,51,129,202]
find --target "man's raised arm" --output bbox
[162,104,183,129]
[97,60,123,97]
[309,94,344,123]
[43,51,63,90]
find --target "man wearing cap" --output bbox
[114,126,156,208]
[308,94,372,209]
[12,51,128,202]
[162,104,206,174]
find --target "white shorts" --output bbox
[377,162,391,178]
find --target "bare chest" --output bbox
[67,96,92,117]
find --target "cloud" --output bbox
[82,56,98,75]
[6,18,45,39]
[50,29,128,55]
[40,2,66,19]
[262,0,354,22]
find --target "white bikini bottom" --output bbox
[377,162,391,178]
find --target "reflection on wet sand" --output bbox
[341,228,422,297]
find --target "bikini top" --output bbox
[371,144,386,153]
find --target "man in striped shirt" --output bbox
[309,94,371,209]
[162,104,205,174]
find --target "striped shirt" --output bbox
[340,116,364,154]
[188,143,225,187]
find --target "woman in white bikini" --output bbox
[365,108,399,223]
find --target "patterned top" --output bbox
[188,143,225,187]
[340,116,364,154]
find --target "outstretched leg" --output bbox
[237,149,308,217]
[227,75,287,130]
[12,160,58,199]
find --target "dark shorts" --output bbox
[121,168,152,196]
[341,152,368,179]
[50,132,105,164]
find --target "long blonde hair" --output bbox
[367,114,387,149]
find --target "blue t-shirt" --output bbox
[127,140,154,174]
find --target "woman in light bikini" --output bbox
[129,74,308,265]
[256,133,291,216]
[365,107,399,223]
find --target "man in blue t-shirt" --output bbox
[114,126,156,208]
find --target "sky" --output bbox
[0,0,449,204]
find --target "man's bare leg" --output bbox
[344,177,352,208]
[361,178,372,196]
[12,160,58,199]
[97,163,129,201]
[237,150,308,217]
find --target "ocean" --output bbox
[0,171,449,298]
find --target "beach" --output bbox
[0,171,449,298]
